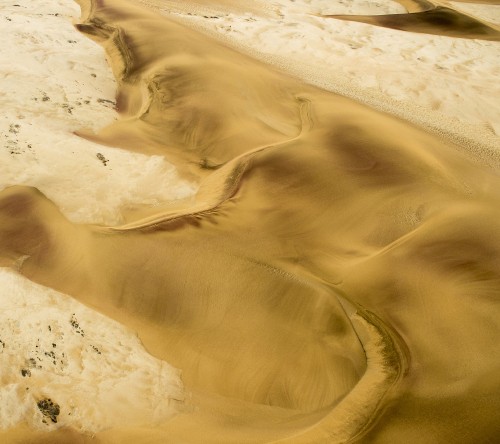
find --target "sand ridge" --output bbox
[324,6,500,40]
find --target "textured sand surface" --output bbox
[1,0,499,443]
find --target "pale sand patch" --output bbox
[0,269,183,433]
[271,0,407,15]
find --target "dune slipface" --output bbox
[323,6,500,40]
[0,0,499,442]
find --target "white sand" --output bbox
[0,269,183,432]
[0,0,189,433]
[271,0,406,15]
[142,0,500,164]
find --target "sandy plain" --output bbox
[0,0,499,443]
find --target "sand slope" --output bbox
[325,6,500,40]
[1,0,500,442]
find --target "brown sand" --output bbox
[1,0,500,442]
[323,6,500,40]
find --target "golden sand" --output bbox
[324,5,500,40]
[1,0,499,442]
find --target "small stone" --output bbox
[37,398,60,424]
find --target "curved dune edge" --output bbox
[102,96,313,232]
[322,6,500,41]
[270,301,410,444]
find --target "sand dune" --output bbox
[1,0,499,442]
[324,6,500,40]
